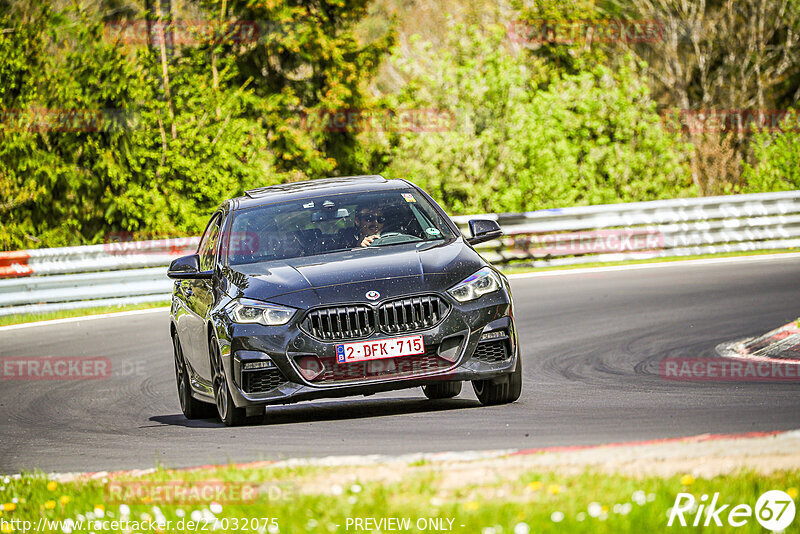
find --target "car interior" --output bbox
[227,199,438,264]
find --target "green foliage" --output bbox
[510,0,608,77]
[0,0,392,250]
[0,5,271,247]
[7,0,792,252]
[0,3,56,249]
[383,24,693,214]
[742,114,800,193]
[4,464,800,533]
[227,0,395,177]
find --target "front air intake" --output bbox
[303,305,377,340]
[302,295,448,341]
[378,295,448,334]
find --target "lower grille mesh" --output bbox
[472,340,510,363]
[242,368,287,393]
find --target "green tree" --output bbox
[742,112,800,193]
[383,23,693,214]
[1,0,394,250]
[225,0,394,177]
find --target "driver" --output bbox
[339,206,386,248]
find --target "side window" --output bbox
[197,214,222,272]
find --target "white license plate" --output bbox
[336,335,425,364]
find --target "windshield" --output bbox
[226,188,456,265]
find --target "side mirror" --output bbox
[467,219,503,245]
[167,254,213,280]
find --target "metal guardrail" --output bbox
[451,190,800,265]
[0,238,198,317]
[2,190,799,317]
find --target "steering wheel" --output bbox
[368,232,422,246]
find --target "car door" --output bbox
[183,212,223,384]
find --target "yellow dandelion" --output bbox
[527,481,543,491]
[1,522,13,533]
[2,504,14,512]
[44,501,56,510]
[46,481,57,491]
[547,484,561,495]
[94,504,105,512]
[142,496,152,504]
[465,501,479,511]
[59,496,70,506]
[788,487,799,499]
[680,475,695,486]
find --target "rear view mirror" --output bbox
[467,219,503,245]
[311,208,350,222]
[167,254,213,280]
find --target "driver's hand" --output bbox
[360,234,381,247]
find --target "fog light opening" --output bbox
[438,335,464,363]
[297,355,324,380]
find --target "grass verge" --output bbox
[0,462,797,533]
[0,301,170,328]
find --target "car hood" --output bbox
[224,239,485,307]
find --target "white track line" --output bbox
[506,252,800,279]
[0,307,169,332]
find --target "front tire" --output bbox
[210,334,247,427]
[172,334,215,419]
[472,355,522,406]
[422,381,462,399]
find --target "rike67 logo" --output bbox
[668,490,795,530]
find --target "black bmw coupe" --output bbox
[168,175,521,425]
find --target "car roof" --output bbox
[230,175,414,210]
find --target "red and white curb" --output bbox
[47,429,797,482]
[716,320,800,365]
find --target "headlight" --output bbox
[227,299,296,326]
[447,267,502,302]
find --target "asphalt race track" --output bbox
[2,255,799,474]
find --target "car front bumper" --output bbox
[216,288,519,407]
